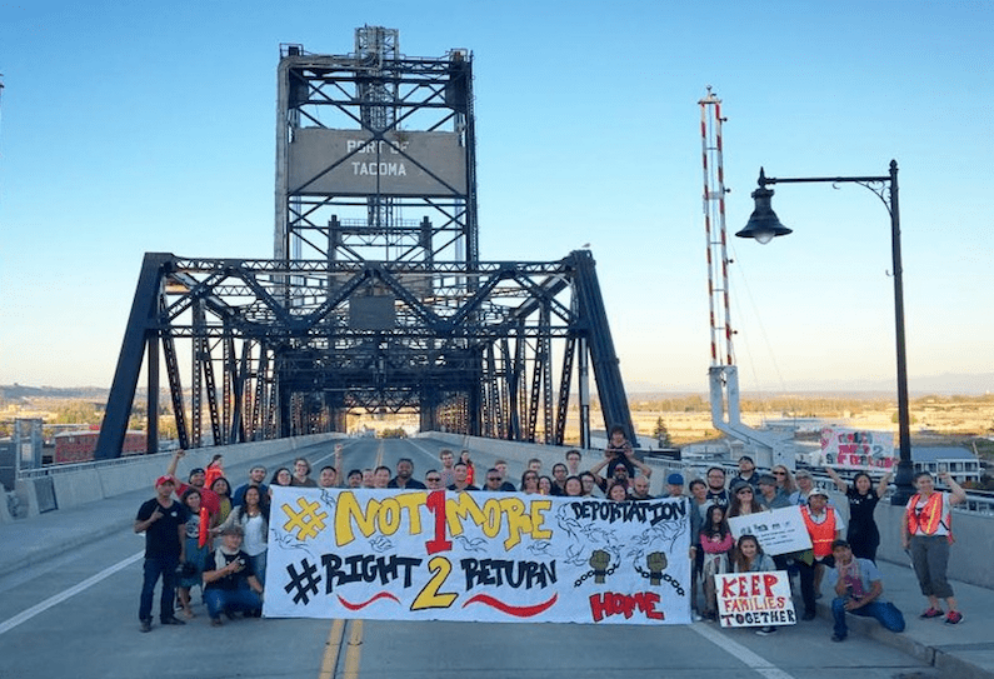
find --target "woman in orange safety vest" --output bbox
[901,471,966,625]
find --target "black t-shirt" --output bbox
[204,549,257,591]
[136,498,188,559]
[705,489,729,508]
[388,478,427,490]
[447,484,479,492]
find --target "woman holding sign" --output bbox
[825,467,891,562]
[732,534,778,635]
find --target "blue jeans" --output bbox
[139,556,179,622]
[249,552,267,587]
[205,587,263,620]
[831,597,906,638]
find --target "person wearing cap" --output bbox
[590,448,652,494]
[202,524,265,626]
[590,458,631,495]
[757,474,792,510]
[134,475,189,632]
[790,469,830,507]
[826,539,905,642]
[756,474,793,574]
[165,449,221,517]
[797,487,846,620]
[666,473,685,498]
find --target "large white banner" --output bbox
[265,487,691,625]
[818,427,896,471]
[727,506,812,556]
[715,571,796,627]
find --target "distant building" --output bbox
[912,446,982,487]
[53,430,145,464]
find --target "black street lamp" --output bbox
[736,160,914,505]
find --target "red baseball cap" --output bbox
[155,475,176,488]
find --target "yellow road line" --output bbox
[318,618,346,679]
[343,619,364,679]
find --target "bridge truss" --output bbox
[94,28,634,459]
[95,250,633,458]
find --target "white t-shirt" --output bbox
[242,513,267,556]
[908,492,952,537]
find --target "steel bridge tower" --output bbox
[95,28,635,459]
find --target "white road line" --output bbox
[0,550,143,636]
[691,623,798,679]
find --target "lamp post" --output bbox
[735,160,914,505]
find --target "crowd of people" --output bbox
[133,431,963,639]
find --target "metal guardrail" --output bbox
[643,457,994,516]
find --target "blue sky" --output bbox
[1,0,991,394]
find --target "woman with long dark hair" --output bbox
[732,534,778,635]
[699,504,734,621]
[825,466,890,562]
[727,484,763,518]
[216,485,270,586]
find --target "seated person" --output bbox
[202,524,264,626]
[826,539,905,642]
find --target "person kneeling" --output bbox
[826,540,905,642]
[202,524,264,627]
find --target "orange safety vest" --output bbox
[801,506,838,558]
[906,492,949,536]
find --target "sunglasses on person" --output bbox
[426,476,441,482]
[773,471,786,476]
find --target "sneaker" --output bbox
[160,616,186,626]
[139,619,152,633]
[756,626,777,635]
[920,607,943,619]
[692,613,703,622]
[831,634,847,642]
[802,611,817,621]
[945,611,963,625]
[210,617,223,627]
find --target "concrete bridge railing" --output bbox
[8,432,342,520]
[422,432,994,590]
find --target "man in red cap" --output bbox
[134,475,188,632]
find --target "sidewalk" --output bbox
[1,477,992,678]
[810,556,994,678]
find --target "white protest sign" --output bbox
[715,570,796,627]
[265,487,692,625]
[727,506,812,556]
